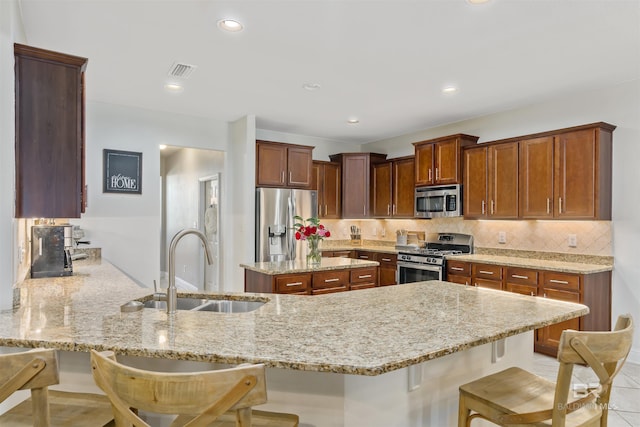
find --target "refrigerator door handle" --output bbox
[288,195,296,260]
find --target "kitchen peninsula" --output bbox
[1,259,588,426]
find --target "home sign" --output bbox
[103,149,142,194]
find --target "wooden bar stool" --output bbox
[458,314,633,426]
[90,350,299,427]
[0,348,114,426]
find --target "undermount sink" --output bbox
[140,296,265,313]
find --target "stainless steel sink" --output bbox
[193,300,265,313]
[142,297,209,310]
[140,296,264,313]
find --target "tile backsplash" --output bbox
[322,218,611,256]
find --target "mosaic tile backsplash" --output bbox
[322,218,611,256]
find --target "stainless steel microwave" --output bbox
[415,184,462,218]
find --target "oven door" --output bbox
[397,262,443,284]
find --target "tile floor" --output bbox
[532,353,640,426]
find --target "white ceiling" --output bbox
[18,0,640,145]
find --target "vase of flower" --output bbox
[293,216,330,266]
[307,238,322,265]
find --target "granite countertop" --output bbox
[240,257,379,275]
[0,259,587,376]
[448,253,613,274]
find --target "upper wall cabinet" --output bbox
[329,153,387,218]
[464,143,519,219]
[519,123,615,220]
[312,161,341,219]
[413,134,479,186]
[256,141,313,188]
[372,156,415,218]
[14,43,88,218]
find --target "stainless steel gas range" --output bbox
[396,233,474,284]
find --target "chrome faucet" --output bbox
[165,229,213,314]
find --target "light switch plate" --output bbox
[568,234,577,247]
[498,231,507,244]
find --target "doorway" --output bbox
[160,147,224,291]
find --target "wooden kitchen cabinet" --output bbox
[413,134,478,186]
[256,141,313,188]
[446,260,471,286]
[329,153,387,218]
[519,123,614,220]
[322,250,354,258]
[372,156,415,218]
[312,161,341,218]
[448,259,611,357]
[312,270,350,294]
[14,43,88,218]
[472,263,504,290]
[350,267,378,290]
[463,142,518,219]
[245,270,311,295]
[376,253,398,286]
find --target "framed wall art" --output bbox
[103,149,142,194]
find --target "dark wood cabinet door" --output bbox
[322,162,341,218]
[256,142,287,186]
[488,143,518,218]
[311,162,321,192]
[15,44,87,218]
[519,136,554,219]
[372,162,392,217]
[463,146,488,218]
[554,129,598,219]
[434,140,460,184]
[341,154,370,218]
[287,146,312,187]
[414,143,434,186]
[393,157,415,217]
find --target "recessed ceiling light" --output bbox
[218,19,243,32]
[159,144,167,150]
[302,83,321,91]
[347,118,359,124]
[467,0,490,4]
[442,85,459,94]
[164,83,183,93]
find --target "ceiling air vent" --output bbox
[167,62,197,79]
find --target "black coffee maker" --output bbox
[31,225,73,278]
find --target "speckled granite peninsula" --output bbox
[1,259,588,426]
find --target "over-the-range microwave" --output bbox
[415,184,462,218]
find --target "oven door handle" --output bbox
[397,262,442,272]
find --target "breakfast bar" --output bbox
[0,259,588,426]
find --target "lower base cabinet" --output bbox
[446,260,611,357]
[324,249,398,286]
[245,267,379,295]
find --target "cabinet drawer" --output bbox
[311,286,349,295]
[355,251,375,261]
[506,283,538,296]
[375,253,397,266]
[506,267,539,286]
[543,272,580,292]
[332,250,353,258]
[543,288,580,303]
[275,274,311,293]
[474,278,503,290]
[472,263,503,280]
[447,274,470,286]
[313,270,350,290]
[447,260,471,276]
[350,267,377,284]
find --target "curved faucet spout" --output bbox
[167,228,213,314]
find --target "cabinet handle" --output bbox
[324,278,340,283]
[479,270,494,275]
[474,283,478,287]
[289,171,292,183]
[546,198,550,214]
[491,200,495,215]
[359,256,369,259]
[435,167,439,181]
[511,274,529,279]
[358,274,372,279]
[381,258,391,262]
[428,168,432,181]
[543,293,547,298]
[549,279,569,285]
[530,291,535,296]
[450,266,464,271]
[286,282,303,287]
[559,197,563,214]
[281,170,285,183]
[364,205,366,216]
[481,200,486,215]
[393,204,397,215]
[387,204,391,215]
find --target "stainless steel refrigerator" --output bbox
[255,187,318,262]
